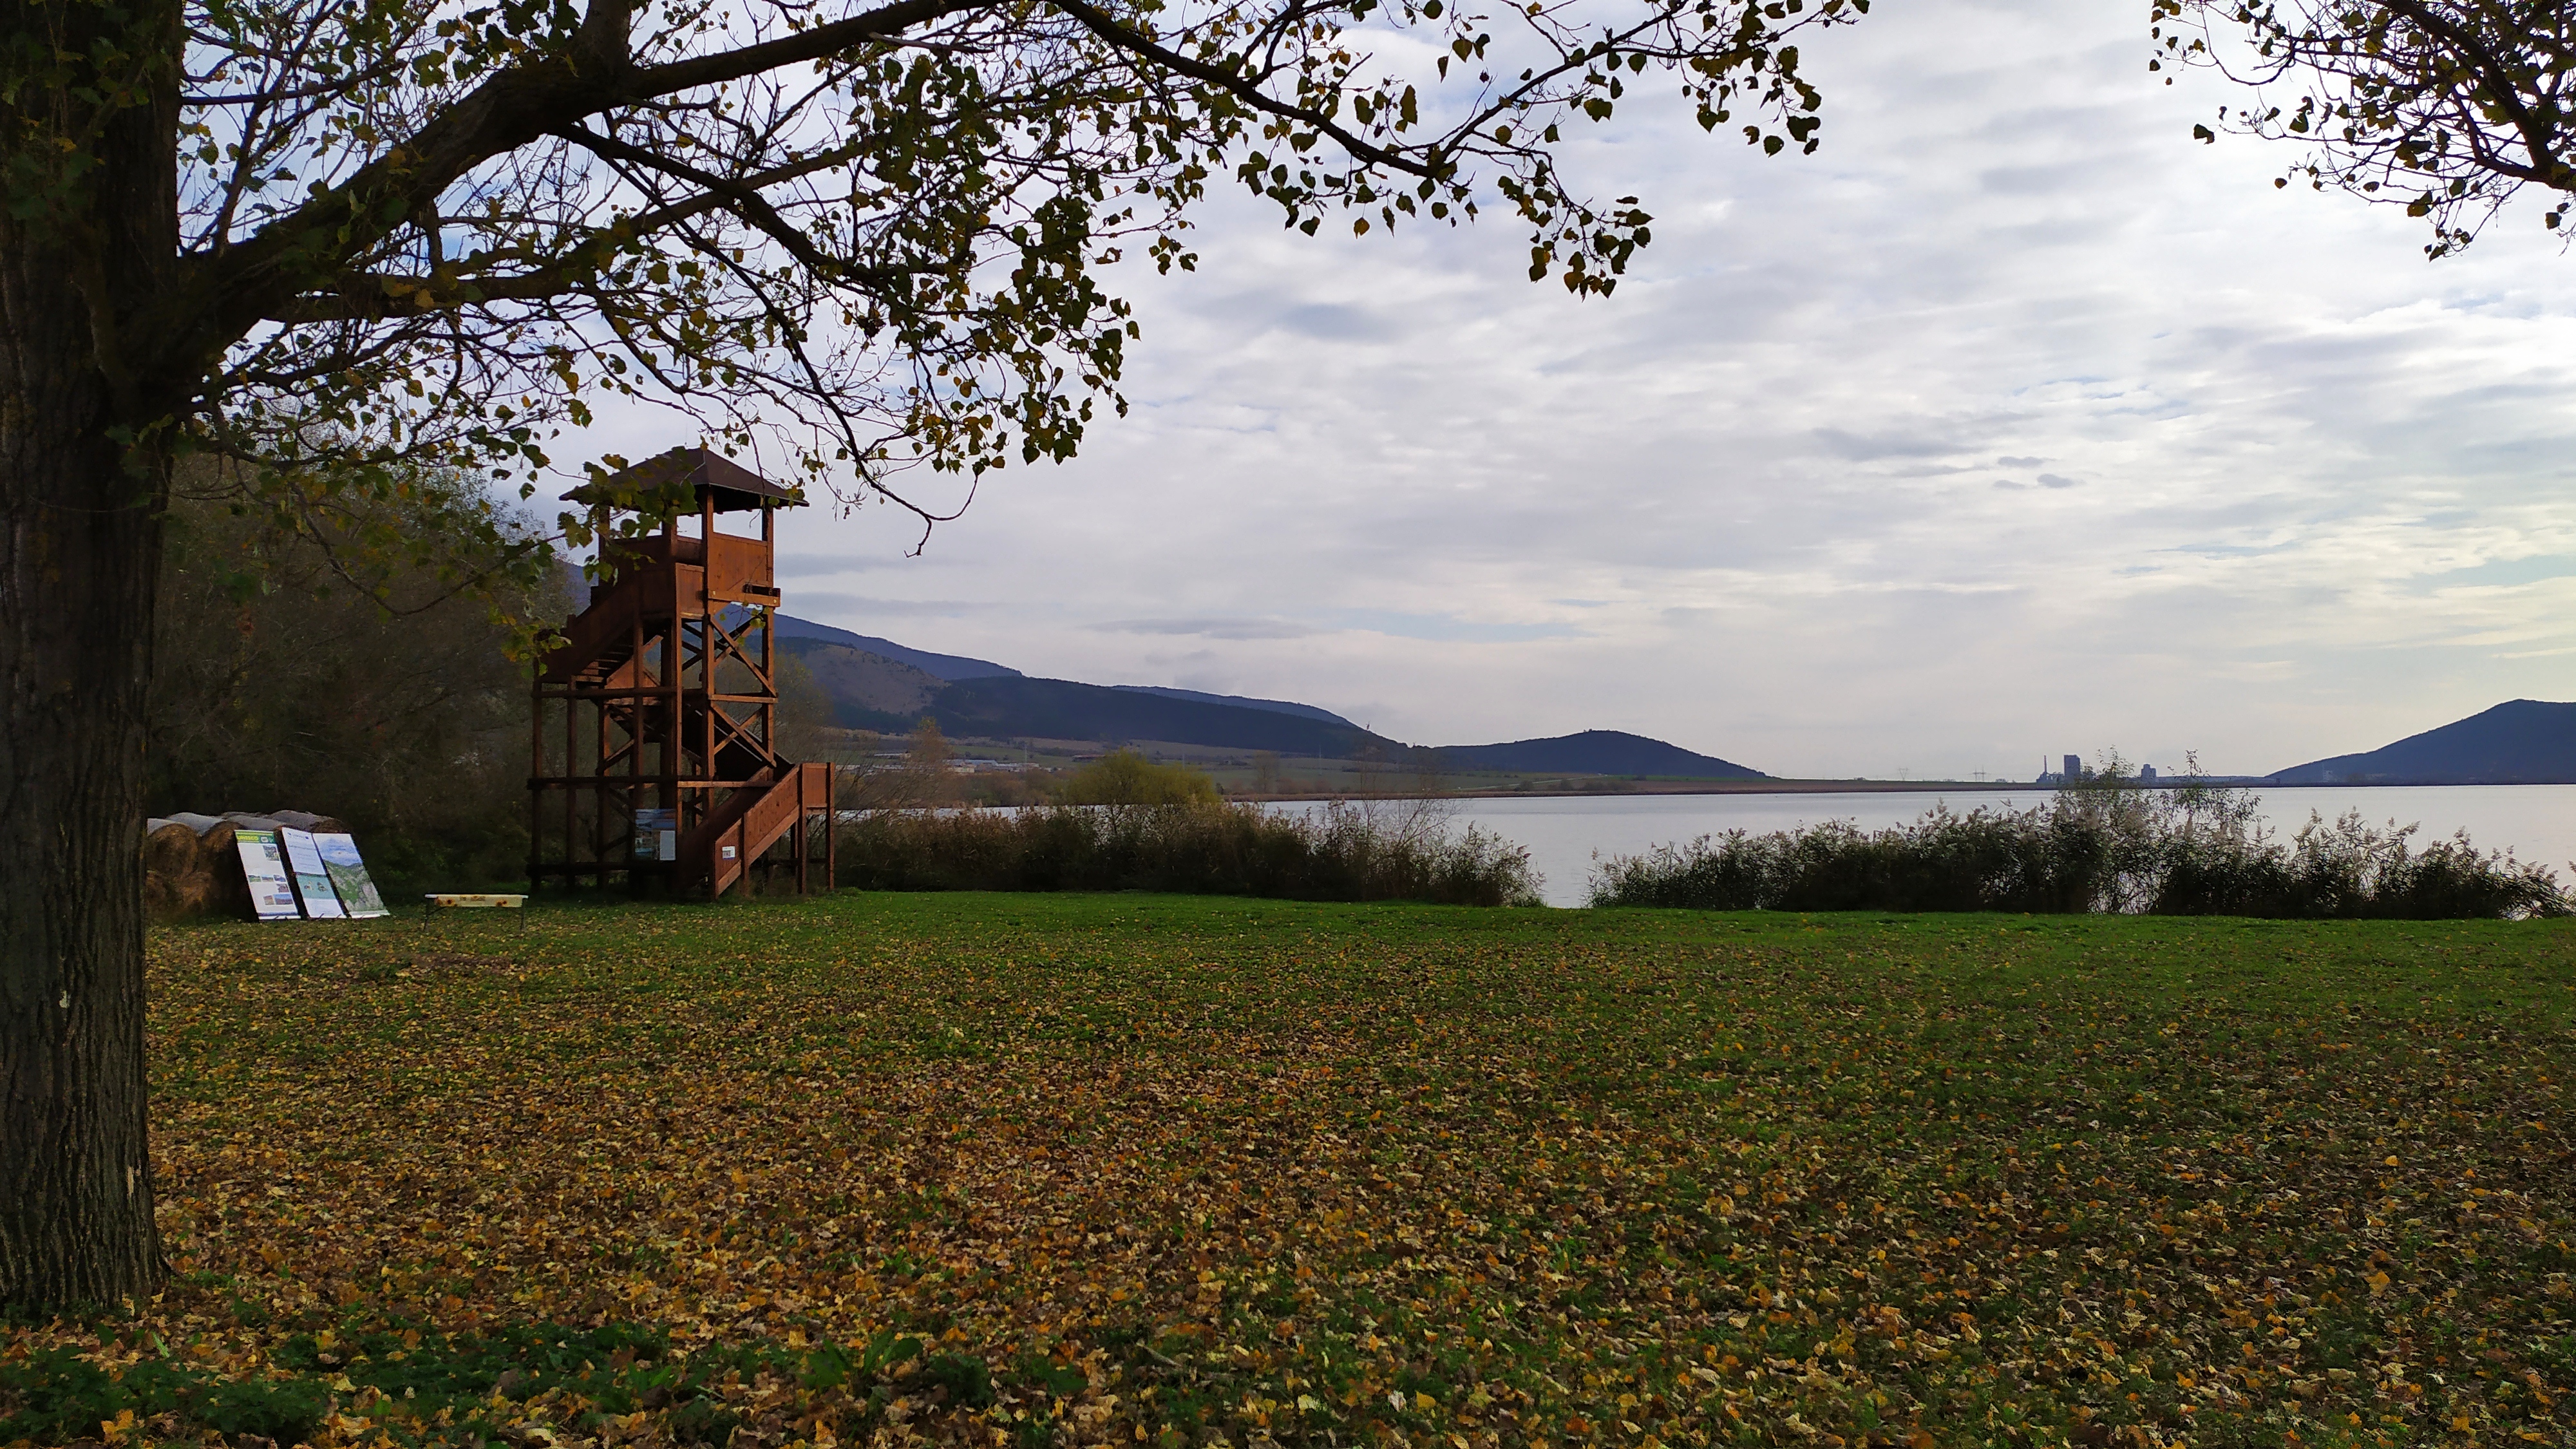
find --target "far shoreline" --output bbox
[1235,778,2570,802]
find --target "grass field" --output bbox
[11,896,2576,1449]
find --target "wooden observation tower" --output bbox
[529,447,834,896]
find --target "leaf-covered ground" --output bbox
[11,895,2576,1449]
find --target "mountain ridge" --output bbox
[2268,699,2576,785]
[1430,730,1763,779]
[771,614,1021,681]
[774,616,1766,777]
[1110,684,1359,729]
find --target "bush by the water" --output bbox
[1055,750,1222,807]
[836,799,1542,906]
[1589,770,2569,919]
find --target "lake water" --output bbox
[1279,786,2576,907]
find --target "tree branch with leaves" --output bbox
[2155,0,2575,256]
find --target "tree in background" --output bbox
[1059,751,1224,807]
[772,654,839,769]
[1,0,1873,1305]
[2157,1,2574,256]
[908,719,954,777]
[147,469,550,889]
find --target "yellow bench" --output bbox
[422,893,529,929]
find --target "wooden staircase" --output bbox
[681,762,835,897]
[540,567,685,688]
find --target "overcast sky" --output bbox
[619,0,2576,781]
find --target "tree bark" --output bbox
[0,402,168,1309]
[0,0,180,1301]
[0,291,169,1306]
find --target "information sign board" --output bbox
[313,833,389,918]
[633,809,677,862]
[233,830,302,920]
[279,828,346,918]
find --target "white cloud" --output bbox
[601,0,2576,777]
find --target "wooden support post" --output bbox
[794,764,808,895]
[592,679,607,869]
[732,813,748,900]
[700,491,716,803]
[562,672,576,881]
[761,500,777,759]
[527,675,543,889]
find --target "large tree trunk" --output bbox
[0,9,181,1297]
[0,308,169,1306]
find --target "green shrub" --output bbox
[1590,770,2568,920]
[1056,751,1220,806]
[836,800,1541,907]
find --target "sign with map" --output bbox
[313,833,389,918]
[633,808,677,862]
[278,828,346,918]
[232,830,301,920]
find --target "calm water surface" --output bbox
[1280,786,2576,908]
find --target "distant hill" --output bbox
[933,676,1397,755]
[1110,685,1358,729]
[1431,730,1766,779]
[772,621,1768,775]
[2269,699,2576,784]
[784,641,945,718]
[772,614,1019,681]
[779,639,1388,749]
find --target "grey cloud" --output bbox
[1098,618,1320,640]
[2418,555,2576,591]
[788,592,987,618]
[1814,426,1975,462]
[1976,162,2089,196]
[1997,456,2045,468]
[2038,474,2079,489]
[1329,609,1585,643]
[774,552,891,577]
[1274,303,1398,342]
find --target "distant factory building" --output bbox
[2037,756,2161,786]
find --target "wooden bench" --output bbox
[422,893,529,929]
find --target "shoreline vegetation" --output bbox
[830,751,2564,920]
[1588,764,2568,920]
[824,748,1541,908]
[835,798,1544,907]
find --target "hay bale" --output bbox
[207,814,295,918]
[141,820,209,920]
[265,810,350,835]
[141,810,361,919]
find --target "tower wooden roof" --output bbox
[564,446,804,515]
